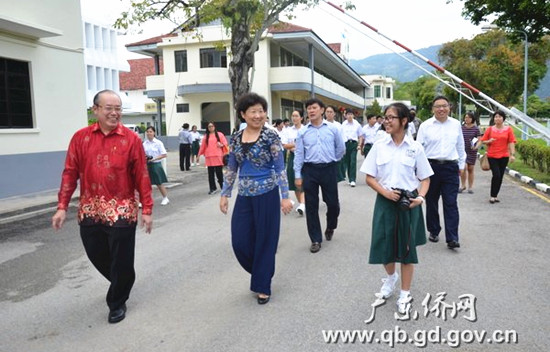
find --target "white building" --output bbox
[82,18,129,108]
[126,21,369,136]
[119,58,165,129]
[362,74,411,108]
[0,0,87,199]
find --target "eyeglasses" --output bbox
[97,105,122,113]
[384,115,399,121]
[433,104,450,109]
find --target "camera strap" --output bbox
[393,208,412,261]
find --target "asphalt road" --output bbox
[1,160,549,352]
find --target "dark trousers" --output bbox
[488,157,509,197]
[425,162,460,243]
[208,165,224,191]
[231,187,281,295]
[179,143,191,171]
[302,162,340,243]
[342,140,358,182]
[80,225,136,311]
[362,143,373,157]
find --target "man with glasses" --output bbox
[416,96,465,249]
[52,89,153,323]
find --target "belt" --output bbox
[304,161,337,168]
[365,143,373,146]
[428,159,458,164]
[345,140,358,143]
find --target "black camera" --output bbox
[393,188,416,210]
[146,155,154,161]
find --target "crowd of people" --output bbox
[52,89,517,324]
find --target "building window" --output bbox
[280,48,307,67]
[177,103,189,113]
[175,50,188,72]
[386,87,392,99]
[200,48,227,68]
[0,58,33,128]
[374,85,381,98]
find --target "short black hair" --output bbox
[432,95,450,105]
[182,123,189,129]
[146,126,156,133]
[304,97,325,109]
[345,108,354,114]
[236,92,268,116]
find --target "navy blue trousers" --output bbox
[302,162,340,243]
[231,187,281,296]
[80,225,136,311]
[425,162,460,243]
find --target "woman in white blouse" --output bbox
[143,126,170,205]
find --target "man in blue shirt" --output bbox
[294,98,346,253]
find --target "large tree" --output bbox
[451,0,550,43]
[115,0,354,108]
[438,30,550,108]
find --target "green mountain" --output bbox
[350,45,550,99]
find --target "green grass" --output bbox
[508,125,550,184]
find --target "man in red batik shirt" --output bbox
[52,90,153,324]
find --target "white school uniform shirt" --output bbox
[281,125,305,144]
[341,119,363,142]
[360,135,433,192]
[416,116,466,169]
[361,124,378,144]
[143,138,167,163]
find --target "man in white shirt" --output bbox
[324,105,345,182]
[341,108,363,187]
[360,114,378,157]
[416,96,466,249]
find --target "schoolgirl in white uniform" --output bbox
[360,103,433,314]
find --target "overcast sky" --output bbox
[81,0,490,60]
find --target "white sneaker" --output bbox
[350,181,356,187]
[192,163,195,166]
[296,203,305,215]
[161,197,170,206]
[397,293,412,314]
[376,273,399,299]
[138,202,142,208]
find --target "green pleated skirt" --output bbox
[369,194,427,264]
[147,162,168,185]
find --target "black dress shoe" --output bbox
[447,241,460,249]
[310,242,321,253]
[428,234,439,243]
[257,295,270,305]
[325,229,334,241]
[108,304,127,324]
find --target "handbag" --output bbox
[480,153,490,171]
[479,127,491,171]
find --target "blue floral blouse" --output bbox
[221,127,289,198]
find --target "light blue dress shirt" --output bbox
[293,121,345,179]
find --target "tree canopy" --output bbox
[438,30,550,108]
[452,0,550,43]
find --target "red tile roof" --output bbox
[125,22,311,49]
[327,43,341,54]
[268,22,311,34]
[119,58,164,90]
[126,33,177,47]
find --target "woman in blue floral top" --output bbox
[220,92,293,305]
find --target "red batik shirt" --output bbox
[57,123,153,226]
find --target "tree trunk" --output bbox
[228,20,254,114]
